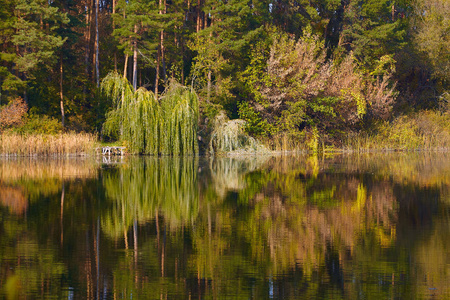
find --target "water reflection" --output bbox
[0,154,449,299]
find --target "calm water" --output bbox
[1,153,449,299]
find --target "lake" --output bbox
[0,153,449,299]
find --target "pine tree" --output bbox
[341,0,407,70]
[113,0,161,90]
[11,0,69,82]
[0,0,25,99]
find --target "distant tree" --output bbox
[412,0,449,91]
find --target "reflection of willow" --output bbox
[101,157,199,239]
[209,156,270,198]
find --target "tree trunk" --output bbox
[132,24,138,91]
[95,0,100,87]
[161,31,166,85]
[113,0,117,71]
[123,53,129,79]
[207,21,213,102]
[60,54,65,128]
[196,0,201,33]
[155,0,164,97]
[155,47,160,97]
[207,67,211,102]
[84,0,91,97]
[161,0,167,84]
[391,4,395,21]
[181,42,185,85]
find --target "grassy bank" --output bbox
[0,132,98,156]
[344,111,450,151]
[1,110,449,156]
[252,110,450,153]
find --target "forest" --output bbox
[0,0,449,153]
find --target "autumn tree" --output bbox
[239,29,396,137]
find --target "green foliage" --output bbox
[412,0,450,90]
[0,67,25,96]
[159,80,199,155]
[200,101,223,126]
[113,0,160,57]
[11,0,69,75]
[342,0,407,69]
[238,101,275,136]
[102,71,199,155]
[12,114,63,135]
[0,0,446,152]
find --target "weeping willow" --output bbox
[209,111,267,155]
[102,72,199,155]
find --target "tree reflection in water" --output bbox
[0,154,449,299]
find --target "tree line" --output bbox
[0,0,448,143]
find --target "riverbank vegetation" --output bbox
[0,132,97,156]
[0,0,448,154]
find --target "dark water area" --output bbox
[0,153,449,299]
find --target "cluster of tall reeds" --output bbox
[102,72,199,155]
[0,132,98,156]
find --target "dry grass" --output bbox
[0,132,99,156]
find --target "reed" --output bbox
[0,132,98,156]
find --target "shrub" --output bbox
[0,97,28,130]
[15,114,63,135]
